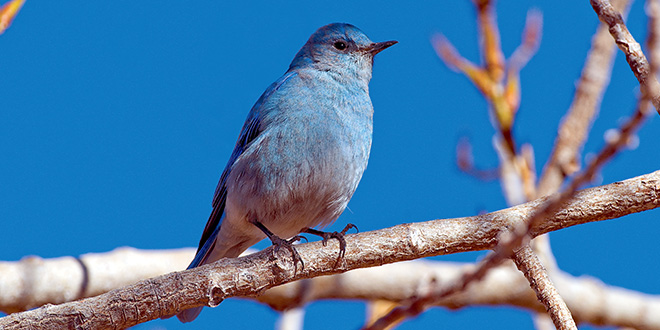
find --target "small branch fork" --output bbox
[434,0,542,200]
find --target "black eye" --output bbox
[333,41,347,50]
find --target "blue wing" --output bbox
[187,71,298,269]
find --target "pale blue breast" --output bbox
[225,69,373,238]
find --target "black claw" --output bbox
[302,223,356,267]
[251,220,305,272]
[268,234,305,271]
[340,223,358,235]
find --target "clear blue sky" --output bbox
[1,1,658,329]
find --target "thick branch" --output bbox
[1,170,659,329]
[0,248,194,313]
[6,249,660,329]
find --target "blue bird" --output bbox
[177,23,396,323]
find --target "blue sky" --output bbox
[1,1,658,329]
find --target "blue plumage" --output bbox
[177,23,396,322]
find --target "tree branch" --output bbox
[2,170,658,329]
[512,246,576,330]
[591,0,660,114]
[0,248,194,313]
[17,246,660,329]
[538,0,631,197]
[265,260,660,330]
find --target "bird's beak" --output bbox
[367,40,398,56]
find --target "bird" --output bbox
[176,23,396,323]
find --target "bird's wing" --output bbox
[188,71,298,268]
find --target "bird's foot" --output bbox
[251,219,307,271]
[302,223,358,267]
[269,234,307,271]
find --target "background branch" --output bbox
[512,246,576,330]
[591,0,660,113]
[538,0,631,197]
[7,250,660,329]
[0,248,194,313]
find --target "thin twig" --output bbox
[512,246,577,330]
[647,0,660,75]
[372,2,656,329]
[368,74,657,330]
[518,2,632,327]
[591,0,660,114]
[0,0,24,34]
[492,0,659,317]
[508,9,543,72]
[456,136,500,181]
[475,0,505,81]
[538,0,632,197]
[446,3,571,328]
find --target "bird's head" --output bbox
[289,23,397,83]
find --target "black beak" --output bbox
[368,40,398,56]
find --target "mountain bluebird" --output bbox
[176,23,396,323]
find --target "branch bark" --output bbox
[512,246,576,330]
[591,0,660,114]
[265,260,660,329]
[0,248,194,313]
[1,170,659,329]
[538,0,630,197]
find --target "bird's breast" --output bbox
[225,100,372,237]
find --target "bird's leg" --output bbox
[302,223,358,266]
[250,219,307,271]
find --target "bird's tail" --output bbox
[177,306,204,323]
[175,221,254,322]
[174,223,220,323]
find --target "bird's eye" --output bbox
[333,41,347,50]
